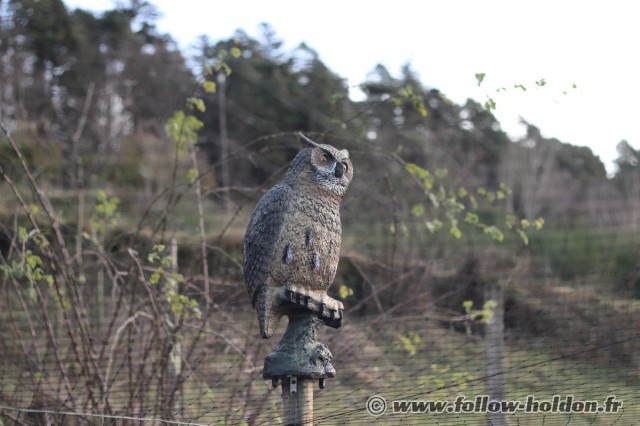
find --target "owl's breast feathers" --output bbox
[272,186,342,291]
[243,181,342,297]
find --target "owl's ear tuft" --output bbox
[298,132,321,149]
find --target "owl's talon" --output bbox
[283,289,312,309]
[279,287,343,328]
[317,303,343,329]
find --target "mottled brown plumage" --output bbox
[243,136,353,338]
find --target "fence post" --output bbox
[485,279,508,426]
[281,376,314,425]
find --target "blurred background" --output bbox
[1,1,639,424]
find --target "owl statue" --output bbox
[243,135,353,338]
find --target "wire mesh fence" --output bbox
[2,165,639,425]
[1,12,639,422]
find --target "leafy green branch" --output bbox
[89,190,120,236]
[404,162,543,245]
[147,244,201,320]
[0,227,54,302]
[462,300,497,336]
[418,363,476,393]
[397,331,421,357]
[393,84,428,118]
[162,41,243,307]
[474,72,578,111]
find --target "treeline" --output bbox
[2,0,640,292]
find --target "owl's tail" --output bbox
[258,286,283,339]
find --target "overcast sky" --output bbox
[64,0,640,174]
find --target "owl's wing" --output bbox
[243,182,290,335]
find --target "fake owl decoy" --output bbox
[243,134,353,338]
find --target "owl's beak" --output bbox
[334,162,344,178]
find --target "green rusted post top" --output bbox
[263,311,336,381]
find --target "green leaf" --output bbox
[520,219,531,229]
[216,49,228,60]
[26,287,37,302]
[450,220,462,239]
[499,182,512,194]
[187,97,206,112]
[221,62,232,76]
[475,72,486,86]
[202,80,217,93]
[401,84,413,96]
[488,226,504,242]
[465,212,479,225]
[517,229,529,246]
[18,227,29,243]
[411,204,425,217]
[448,198,465,213]
[187,168,198,183]
[469,195,478,210]
[425,220,442,233]
[428,193,439,208]
[397,334,418,357]
[534,218,545,230]
[230,47,242,58]
[165,111,204,147]
[405,163,433,189]
[481,300,497,322]
[435,168,448,179]
[484,97,497,111]
[26,254,41,269]
[413,96,428,118]
[161,255,173,269]
[484,300,497,309]
[338,285,354,300]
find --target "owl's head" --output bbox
[288,134,353,197]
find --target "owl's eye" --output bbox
[343,162,349,172]
[319,153,330,165]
